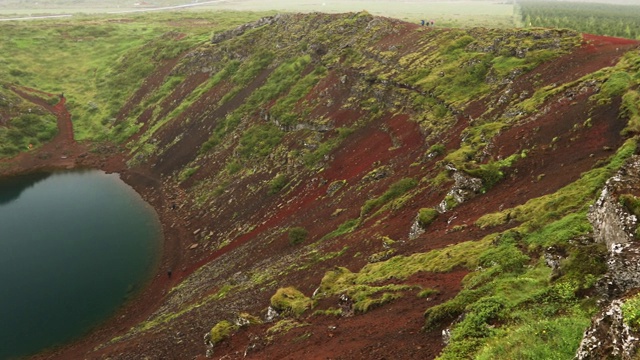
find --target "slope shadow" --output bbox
[0,172,51,206]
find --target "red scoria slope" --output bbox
[9,14,638,360]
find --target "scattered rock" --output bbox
[265,306,279,323]
[575,300,639,360]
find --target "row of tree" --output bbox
[516,0,640,40]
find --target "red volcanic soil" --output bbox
[2,29,638,360]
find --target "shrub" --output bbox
[288,227,308,245]
[465,162,504,191]
[269,174,288,195]
[427,143,446,157]
[226,160,242,174]
[622,294,640,331]
[620,194,640,217]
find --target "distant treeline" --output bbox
[517,0,640,40]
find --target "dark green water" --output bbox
[0,170,162,359]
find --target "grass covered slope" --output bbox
[87,13,640,359]
[3,11,639,360]
[0,87,57,157]
[0,11,275,142]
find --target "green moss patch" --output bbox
[270,287,313,317]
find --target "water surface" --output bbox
[0,170,162,359]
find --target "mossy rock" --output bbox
[209,320,238,346]
[270,287,313,317]
[236,312,263,327]
[418,208,439,228]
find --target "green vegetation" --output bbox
[475,315,591,360]
[317,267,412,313]
[4,8,640,359]
[270,287,313,317]
[323,218,360,240]
[209,320,238,346]
[518,0,640,40]
[622,294,640,331]
[266,319,309,338]
[418,208,439,228]
[316,236,493,313]
[600,72,633,98]
[422,141,637,359]
[620,194,640,218]
[237,124,284,159]
[621,90,640,135]
[0,113,57,157]
[0,11,272,142]
[178,166,199,183]
[268,173,288,195]
[288,227,308,246]
[303,127,355,168]
[361,178,417,217]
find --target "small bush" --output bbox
[288,227,308,245]
[427,143,446,157]
[226,160,242,174]
[465,162,504,191]
[622,294,640,331]
[269,174,288,195]
[620,194,640,218]
[270,287,313,317]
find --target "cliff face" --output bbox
[576,157,640,360]
[20,12,640,359]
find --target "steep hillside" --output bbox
[5,12,640,359]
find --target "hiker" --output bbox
[421,19,425,26]
[168,269,172,278]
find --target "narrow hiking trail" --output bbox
[52,96,74,144]
[0,87,84,175]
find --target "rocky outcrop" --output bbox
[211,15,283,44]
[436,165,483,213]
[588,179,637,252]
[576,156,640,359]
[590,156,640,298]
[575,300,639,360]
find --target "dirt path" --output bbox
[1,87,80,175]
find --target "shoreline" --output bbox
[0,87,189,359]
